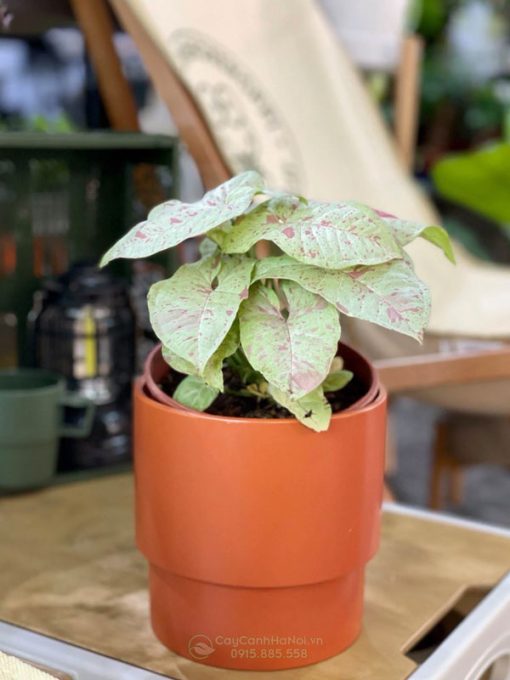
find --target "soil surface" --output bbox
[159,365,367,418]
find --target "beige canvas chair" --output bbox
[319,0,423,172]
[70,1,510,506]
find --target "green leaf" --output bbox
[239,281,341,398]
[381,215,455,264]
[220,196,402,269]
[207,220,235,248]
[162,321,239,391]
[432,142,510,225]
[254,255,430,341]
[173,376,218,411]
[268,385,332,432]
[100,171,264,266]
[149,255,254,375]
[322,370,353,392]
[198,237,219,258]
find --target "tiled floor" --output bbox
[390,398,510,528]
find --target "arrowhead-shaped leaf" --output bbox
[162,321,239,390]
[239,281,340,398]
[173,375,219,411]
[100,171,264,265]
[378,213,455,264]
[220,196,402,269]
[254,255,430,341]
[149,255,254,374]
[268,385,332,432]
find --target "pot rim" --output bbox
[136,377,386,426]
[144,341,380,416]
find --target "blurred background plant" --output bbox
[0,113,73,132]
[413,0,508,159]
[408,0,510,260]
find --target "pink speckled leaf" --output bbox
[100,171,263,266]
[202,321,240,389]
[161,346,196,376]
[149,255,254,375]
[378,213,455,263]
[239,281,340,398]
[254,255,430,341]
[162,320,239,390]
[268,385,332,432]
[220,196,402,269]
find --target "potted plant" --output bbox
[101,171,453,670]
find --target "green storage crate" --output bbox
[0,132,178,366]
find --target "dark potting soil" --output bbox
[159,365,367,419]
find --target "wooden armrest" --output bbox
[375,347,510,393]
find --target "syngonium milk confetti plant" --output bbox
[101,171,454,431]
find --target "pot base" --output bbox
[149,564,364,670]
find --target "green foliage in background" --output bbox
[432,143,510,226]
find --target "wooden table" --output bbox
[1,474,509,679]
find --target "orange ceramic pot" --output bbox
[134,344,387,670]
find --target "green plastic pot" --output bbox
[0,369,95,491]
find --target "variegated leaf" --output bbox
[377,212,455,263]
[220,196,402,269]
[268,385,332,432]
[254,255,430,341]
[162,321,239,390]
[100,171,264,266]
[149,255,254,374]
[239,281,340,398]
[202,321,239,390]
[162,346,197,376]
[173,376,218,411]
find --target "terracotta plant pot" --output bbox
[134,343,387,670]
